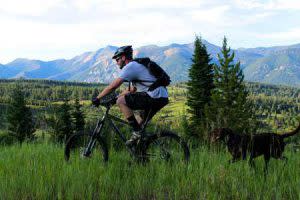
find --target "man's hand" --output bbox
[92,97,100,107]
[120,89,131,96]
[119,86,137,96]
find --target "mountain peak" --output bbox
[7,58,42,66]
[11,58,30,63]
[169,43,183,48]
[104,45,118,50]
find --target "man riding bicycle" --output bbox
[93,45,169,146]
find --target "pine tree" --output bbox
[49,91,73,143]
[6,84,35,144]
[186,35,214,139]
[205,37,256,133]
[72,93,85,132]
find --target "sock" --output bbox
[127,115,141,132]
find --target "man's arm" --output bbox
[97,78,124,99]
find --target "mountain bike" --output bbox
[64,92,190,163]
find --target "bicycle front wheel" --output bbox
[142,130,190,163]
[64,133,108,163]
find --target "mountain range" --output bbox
[1,40,300,87]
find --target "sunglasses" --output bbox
[116,57,122,62]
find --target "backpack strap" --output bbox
[123,80,152,91]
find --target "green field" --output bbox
[0,143,299,199]
[1,80,300,199]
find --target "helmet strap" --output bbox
[119,58,126,69]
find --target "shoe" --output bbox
[126,131,141,147]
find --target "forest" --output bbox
[0,79,299,145]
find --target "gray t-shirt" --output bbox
[119,61,168,98]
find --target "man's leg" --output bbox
[118,90,143,125]
[116,95,133,118]
[147,98,169,121]
[116,95,142,147]
[116,95,141,132]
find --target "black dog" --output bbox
[211,123,300,172]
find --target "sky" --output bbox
[0,0,300,64]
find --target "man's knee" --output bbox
[116,95,126,106]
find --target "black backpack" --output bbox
[133,57,171,91]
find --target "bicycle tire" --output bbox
[65,132,108,162]
[141,130,190,163]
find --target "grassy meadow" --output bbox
[0,143,299,199]
[1,80,300,199]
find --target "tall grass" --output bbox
[0,143,299,199]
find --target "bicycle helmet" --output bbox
[112,45,133,59]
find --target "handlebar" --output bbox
[99,92,118,107]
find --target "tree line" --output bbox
[0,79,104,106]
[1,84,85,144]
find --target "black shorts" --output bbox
[125,92,168,119]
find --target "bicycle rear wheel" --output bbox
[65,132,108,163]
[142,130,190,163]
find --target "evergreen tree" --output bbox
[6,84,35,144]
[72,93,85,132]
[186,35,214,139]
[51,97,73,143]
[205,37,256,133]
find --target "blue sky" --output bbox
[0,0,300,64]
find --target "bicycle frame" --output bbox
[83,106,132,156]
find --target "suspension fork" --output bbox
[84,107,110,156]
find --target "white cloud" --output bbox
[265,0,300,10]
[189,5,230,24]
[233,0,300,10]
[0,19,96,47]
[105,0,206,9]
[0,0,299,63]
[0,11,191,62]
[260,28,300,41]
[233,12,275,27]
[232,0,265,9]
[72,0,98,12]
[0,0,222,49]
[0,0,64,16]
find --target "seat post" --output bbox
[141,109,155,132]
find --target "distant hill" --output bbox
[1,41,300,87]
[241,48,300,86]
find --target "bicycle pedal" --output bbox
[80,154,91,159]
[82,150,92,158]
[128,146,137,156]
[141,136,149,141]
